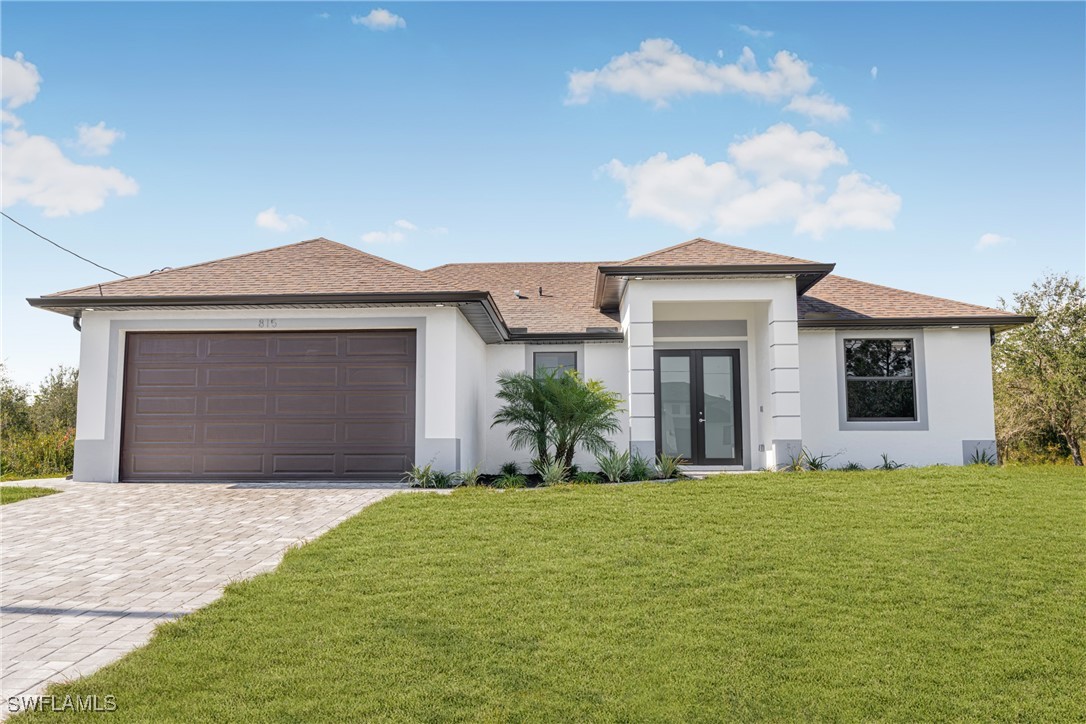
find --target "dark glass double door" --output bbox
[654,350,743,465]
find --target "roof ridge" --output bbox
[429,260,611,271]
[816,274,1008,315]
[47,238,336,297]
[621,237,816,265]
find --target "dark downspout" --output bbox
[72,312,82,332]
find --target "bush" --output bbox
[626,453,654,481]
[492,473,527,489]
[533,459,570,486]
[596,449,629,483]
[499,461,520,476]
[456,466,482,487]
[1,365,78,479]
[571,471,599,484]
[655,453,686,479]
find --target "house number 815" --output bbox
[258,319,278,328]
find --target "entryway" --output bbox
[654,349,743,466]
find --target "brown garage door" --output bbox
[120,331,416,481]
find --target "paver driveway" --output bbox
[0,479,402,707]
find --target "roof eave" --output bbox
[594,263,836,308]
[798,315,1035,331]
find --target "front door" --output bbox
[654,350,743,466]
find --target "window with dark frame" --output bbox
[534,351,577,377]
[843,339,917,421]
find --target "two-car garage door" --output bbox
[120,331,416,481]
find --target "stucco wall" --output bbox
[799,326,997,467]
[72,306,468,482]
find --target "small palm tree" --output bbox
[492,370,622,469]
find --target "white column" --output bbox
[767,308,802,468]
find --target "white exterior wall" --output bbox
[72,306,472,482]
[799,326,997,467]
[620,277,802,469]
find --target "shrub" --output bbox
[840,461,865,471]
[492,473,527,489]
[499,461,520,476]
[533,459,569,486]
[655,453,686,479]
[875,453,906,471]
[595,449,629,483]
[626,453,654,481]
[1,364,78,479]
[2,428,75,479]
[401,463,435,488]
[456,466,482,487]
[969,448,998,466]
[571,471,599,484]
[431,471,458,489]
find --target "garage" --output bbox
[120,330,416,481]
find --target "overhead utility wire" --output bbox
[2,211,127,278]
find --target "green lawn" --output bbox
[0,485,60,505]
[21,466,1085,722]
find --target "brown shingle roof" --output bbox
[36,236,1024,333]
[427,261,620,334]
[619,237,820,266]
[799,274,1012,320]
[47,238,446,297]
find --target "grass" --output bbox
[19,466,1085,721]
[0,485,60,505]
[0,472,69,482]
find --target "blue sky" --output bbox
[3,2,1084,385]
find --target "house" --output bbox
[28,237,1032,481]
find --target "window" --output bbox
[843,339,916,421]
[534,351,577,376]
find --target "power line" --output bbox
[2,211,126,278]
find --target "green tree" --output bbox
[493,370,623,469]
[31,366,79,432]
[0,365,33,437]
[993,272,1086,465]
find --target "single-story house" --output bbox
[29,237,1032,481]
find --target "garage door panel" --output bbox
[135,368,199,387]
[206,367,269,387]
[205,395,268,415]
[121,331,416,481]
[135,396,198,415]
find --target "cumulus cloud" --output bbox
[735,24,774,38]
[975,232,1012,251]
[361,218,442,244]
[351,9,406,30]
[1,53,137,217]
[393,219,418,231]
[871,66,878,80]
[728,123,848,182]
[74,121,124,156]
[794,173,902,239]
[603,124,901,239]
[361,230,405,243]
[566,40,815,107]
[1,52,41,108]
[255,207,306,232]
[784,92,851,123]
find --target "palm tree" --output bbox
[492,370,623,468]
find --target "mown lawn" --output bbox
[0,486,60,505]
[21,466,1085,722]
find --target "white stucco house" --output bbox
[29,237,1032,482]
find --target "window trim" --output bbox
[843,338,917,422]
[835,330,928,431]
[533,350,579,377]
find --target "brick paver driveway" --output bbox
[1,479,403,706]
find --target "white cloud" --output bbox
[603,153,748,231]
[430,226,449,235]
[317,12,330,19]
[871,66,878,80]
[603,124,900,239]
[867,119,884,134]
[2,54,137,217]
[784,92,851,123]
[2,125,138,217]
[735,24,774,38]
[74,121,124,156]
[566,39,815,107]
[976,232,1012,251]
[351,9,406,30]
[361,229,405,243]
[393,219,418,231]
[729,123,847,182]
[1,52,41,108]
[794,173,902,239]
[255,206,306,232]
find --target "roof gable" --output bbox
[619,238,821,267]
